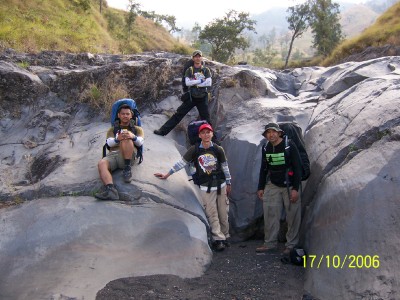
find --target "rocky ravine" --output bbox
[0,49,399,300]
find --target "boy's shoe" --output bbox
[153,129,166,136]
[222,240,231,248]
[214,240,226,252]
[95,185,119,201]
[123,166,132,183]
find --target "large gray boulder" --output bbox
[0,50,399,299]
[0,196,210,300]
[0,111,212,300]
[301,59,400,299]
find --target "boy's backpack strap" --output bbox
[192,142,201,162]
[213,145,224,195]
[214,144,225,163]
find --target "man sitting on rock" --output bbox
[95,104,144,200]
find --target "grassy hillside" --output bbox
[340,4,378,38]
[322,1,400,66]
[0,0,190,54]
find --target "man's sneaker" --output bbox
[283,247,293,255]
[153,129,166,136]
[214,240,226,252]
[256,244,275,253]
[123,166,132,183]
[95,185,119,201]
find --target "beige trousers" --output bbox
[200,185,229,241]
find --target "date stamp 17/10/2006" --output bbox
[303,255,380,269]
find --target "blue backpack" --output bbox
[102,98,143,163]
[110,98,141,127]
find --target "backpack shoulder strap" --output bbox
[262,141,268,151]
[284,136,291,161]
[113,120,121,135]
[262,141,269,157]
[128,119,137,133]
[213,144,225,162]
[192,142,201,166]
[284,135,289,150]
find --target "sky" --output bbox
[107,0,366,29]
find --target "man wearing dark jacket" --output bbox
[256,122,302,255]
[153,50,212,136]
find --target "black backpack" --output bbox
[187,120,209,145]
[281,247,306,266]
[187,119,219,147]
[278,122,310,181]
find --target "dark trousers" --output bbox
[159,95,210,135]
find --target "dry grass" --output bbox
[0,0,190,54]
[79,77,129,117]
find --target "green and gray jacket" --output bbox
[258,139,301,191]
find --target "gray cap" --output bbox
[192,50,202,57]
[262,122,283,136]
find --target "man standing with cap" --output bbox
[154,123,232,251]
[154,50,212,136]
[256,122,302,255]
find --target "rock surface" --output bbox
[0,197,210,300]
[0,50,399,299]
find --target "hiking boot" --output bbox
[123,166,132,183]
[256,244,275,253]
[214,241,226,252]
[153,129,166,136]
[95,185,119,201]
